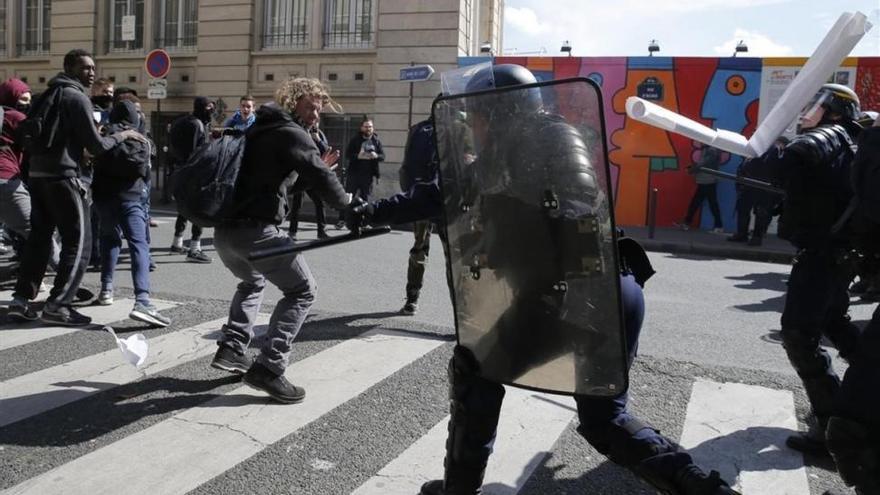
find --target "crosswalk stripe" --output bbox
[0,315,251,428]
[352,387,576,495]
[3,328,447,495]
[679,378,810,495]
[0,299,178,352]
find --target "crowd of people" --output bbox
[1,51,878,495]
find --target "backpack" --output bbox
[170,130,246,228]
[18,84,72,152]
[96,125,150,180]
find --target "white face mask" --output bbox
[105,326,149,367]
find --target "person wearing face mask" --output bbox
[207,77,351,404]
[167,96,215,263]
[344,117,384,204]
[223,95,257,131]
[6,49,145,326]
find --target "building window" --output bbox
[323,0,373,49]
[108,0,144,53]
[0,2,7,53]
[157,0,197,50]
[263,0,308,50]
[18,0,51,56]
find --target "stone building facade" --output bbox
[0,0,504,198]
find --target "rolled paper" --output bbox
[625,11,872,159]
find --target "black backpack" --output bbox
[18,84,74,152]
[96,125,150,180]
[398,119,437,191]
[171,130,247,228]
[167,114,205,164]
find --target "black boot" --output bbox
[420,348,503,495]
[674,465,742,495]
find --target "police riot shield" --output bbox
[432,77,627,396]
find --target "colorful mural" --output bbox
[479,55,880,230]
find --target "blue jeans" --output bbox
[214,223,317,376]
[96,199,152,305]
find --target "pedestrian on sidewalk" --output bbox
[209,77,351,404]
[728,137,787,246]
[676,145,725,234]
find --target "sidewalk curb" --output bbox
[639,239,794,265]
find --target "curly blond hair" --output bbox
[274,77,342,114]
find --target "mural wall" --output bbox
[467,55,880,230]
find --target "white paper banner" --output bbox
[105,326,149,367]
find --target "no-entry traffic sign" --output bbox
[145,49,171,79]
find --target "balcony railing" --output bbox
[155,35,197,51]
[18,41,49,57]
[323,25,372,49]
[262,31,308,50]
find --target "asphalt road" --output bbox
[1,212,873,495]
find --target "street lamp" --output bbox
[560,40,572,56]
[733,40,748,57]
[648,39,660,56]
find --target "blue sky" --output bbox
[502,0,880,57]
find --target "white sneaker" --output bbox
[97,290,114,306]
[710,228,725,234]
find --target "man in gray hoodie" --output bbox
[8,49,144,326]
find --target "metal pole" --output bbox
[647,188,658,239]
[407,61,414,130]
[691,166,784,195]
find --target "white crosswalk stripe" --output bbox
[0,316,261,428]
[0,295,177,351]
[0,307,820,495]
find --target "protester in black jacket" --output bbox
[8,49,143,326]
[209,78,351,404]
[91,100,170,327]
[168,96,214,263]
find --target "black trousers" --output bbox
[735,189,776,238]
[14,177,91,306]
[173,214,203,240]
[684,183,722,228]
[288,189,326,233]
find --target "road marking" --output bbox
[0,298,177,352]
[0,315,249,428]
[4,329,447,495]
[352,387,576,495]
[679,378,809,495]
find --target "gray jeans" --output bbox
[214,223,316,376]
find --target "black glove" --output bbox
[344,196,374,235]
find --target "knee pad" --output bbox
[826,417,880,489]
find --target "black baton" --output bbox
[247,226,392,261]
[691,166,784,195]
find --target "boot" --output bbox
[674,465,742,495]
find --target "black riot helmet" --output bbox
[463,64,542,119]
[814,83,861,122]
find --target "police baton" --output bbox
[690,165,784,195]
[247,226,392,261]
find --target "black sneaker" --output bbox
[401,301,418,315]
[727,234,748,242]
[8,302,39,322]
[41,305,92,327]
[317,229,329,239]
[169,245,186,254]
[243,362,306,404]
[747,236,763,246]
[186,249,212,264]
[674,465,741,495]
[211,345,254,374]
[129,302,172,328]
[419,480,446,495]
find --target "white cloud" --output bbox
[504,6,552,36]
[656,0,792,13]
[713,29,794,56]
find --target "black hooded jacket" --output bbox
[92,100,149,202]
[28,73,126,179]
[227,103,348,224]
[167,96,212,165]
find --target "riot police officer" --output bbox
[823,111,880,495]
[760,83,864,455]
[347,63,738,495]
